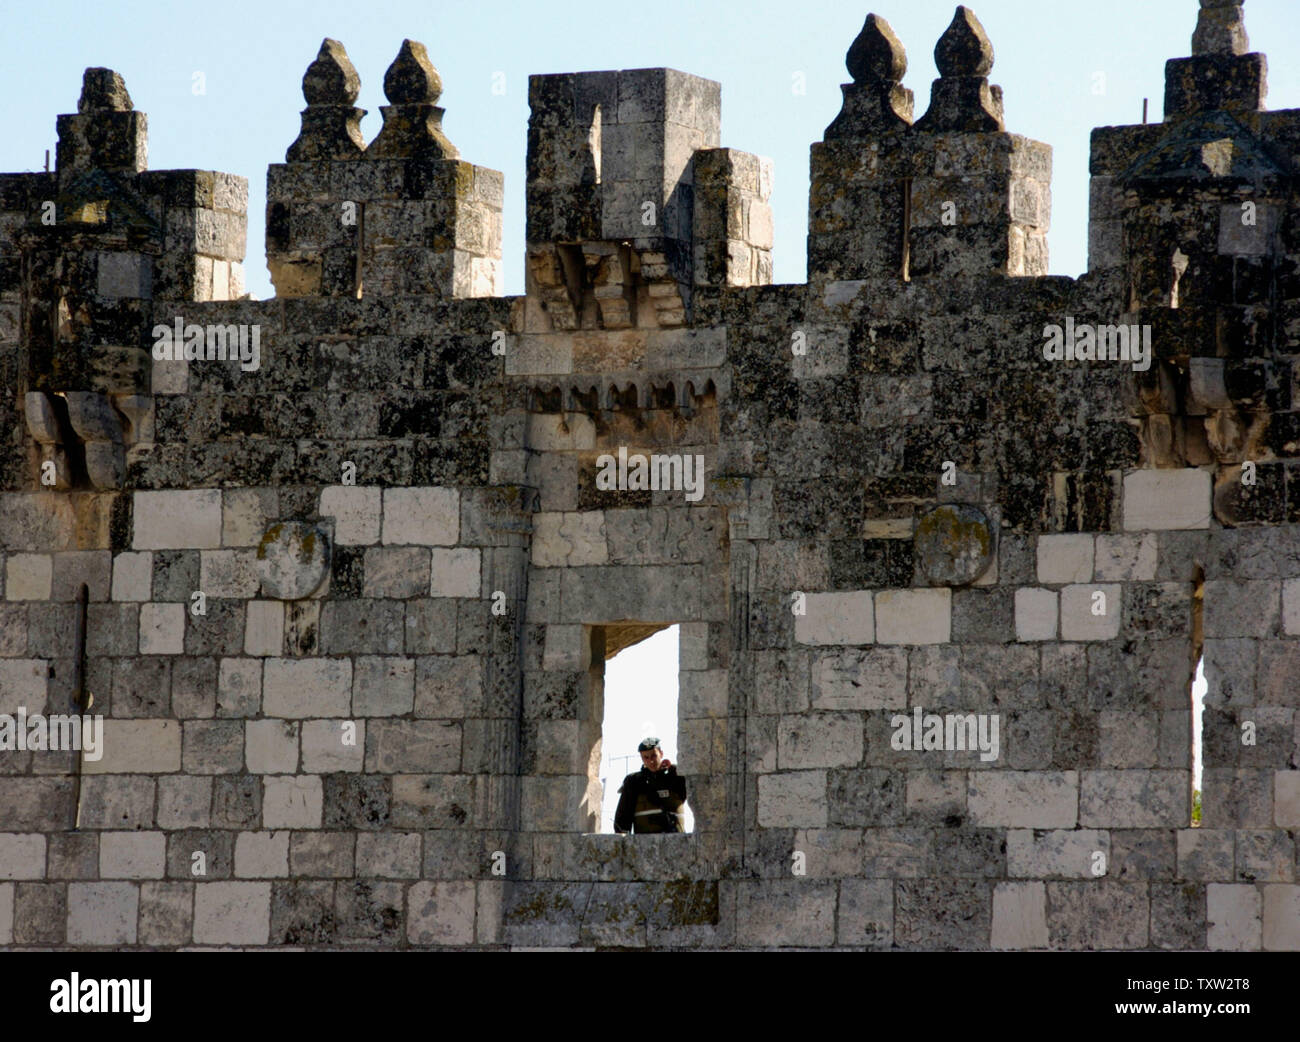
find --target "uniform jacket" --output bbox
[613,763,688,833]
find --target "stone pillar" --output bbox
[1165,0,1266,118]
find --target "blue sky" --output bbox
[5,0,1297,298]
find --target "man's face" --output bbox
[639,746,664,771]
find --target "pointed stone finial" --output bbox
[383,39,443,105]
[302,38,361,105]
[824,13,913,138]
[286,39,366,162]
[78,68,133,113]
[366,39,458,160]
[846,14,907,84]
[934,6,994,77]
[1192,0,1249,57]
[914,6,1002,132]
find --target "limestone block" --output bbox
[679,669,728,719]
[991,881,1048,949]
[1014,587,1058,641]
[1036,534,1094,584]
[382,488,458,546]
[1123,470,1211,531]
[1262,885,1300,951]
[735,880,836,947]
[244,600,284,657]
[356,833,421,878]
[875,588,951,645]
[967,771,1078,828]
[794,591,873,645]
[200,550,260,599]
[811,647,908,710]
[0,660,49,712]
[778,714,863,769]
[261,775,323,829]
[1284,579,1300,636]
[543,625,590,672]
[0,884,9,945]
[320,486,382,545]
[0,834,45,880]
[1079,771,1188,827]
[1095,533,1157,581]
[133,490,223,549]
[756,771,827,827]
[1207,884,1260,950]
[303,720,367,774]
[67,882,139,945]
[531,513,608,568]
[353,657,415,716]
[1203,580,1279,639]
[83,721,181,774]
[256,522,330,600]
[218,658,262,717]
[1276,772,1300,828]
[111,552,153,602]
[194,882,271,945]
[1006,829,1108,878]
[245,719,299,774]
[364,547,430,598]
[222,488,276,548]
[234,831,290,878]
[366,720,460,773]
[5,554,52,600]
[139,602,185,654]
[430,548,482,597]
[837,878,893,947]
[407,881,478,945]
[99,831,166,879]
[157,776,212,829]
[262,658,351,717]
[1059,584,1121,641]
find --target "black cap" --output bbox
[637,736,661,752]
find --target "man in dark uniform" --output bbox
[613,737,688,834]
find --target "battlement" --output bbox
[2,2,1300,952]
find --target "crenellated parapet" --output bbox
[808,7,1051,287]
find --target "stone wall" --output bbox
[1,3,1298,949]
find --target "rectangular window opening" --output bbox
[594,623,692,835]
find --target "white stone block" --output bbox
[99,831,165,879]
[1123,469,1211,531]
[194,882,271,945]
[261,775,323,829]
[352,657,414,716]
[0,660,49,713]
[991,881,1048,950]
[235,831,290,878]
[0,833,45,880]
[382,488,458,546]
[139,602,185,654]
[245,719,299,774]
[757,771,827,827]
[83,720,182,774]
[1036,534,1094,584]
[319,486,382,545]
[875,588,951,645]
[794,591,873,646]
[778,713,863,768]
[1207,884,1260,951]
[5,554,51,600]
[1006,829,1107,878]
[811,648,908,710]
[1015,587,1058,641]
[408,880,477,945]
[133,489,223,549]
[301,719,365,773]
[111,551,153,602]
[543,625,590,672]
[1262,885,1300,951]
[430,547,482,597]
[1059,584,1122,641]
[530,513,608,567]
[263,658,351,717]
[244,600,284,657]
[967,771,1078,827]
[1094,533,1157,582]
[222,488,271,547]
[200,549,259,598]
